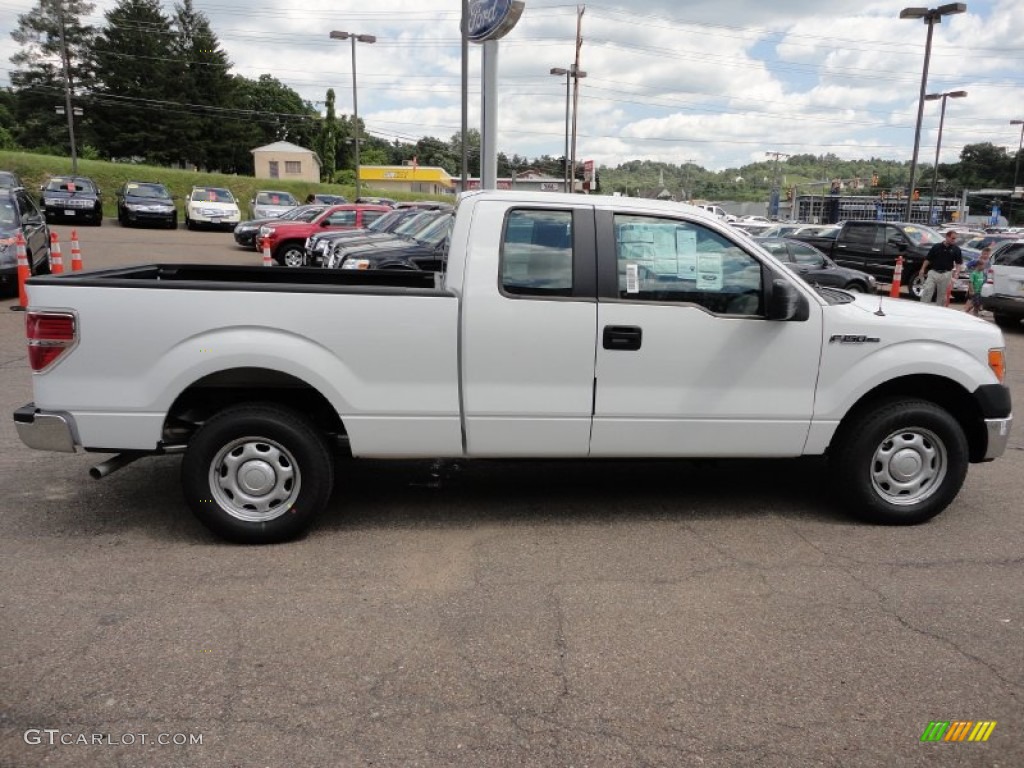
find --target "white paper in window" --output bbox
[625,263,639,293]
[675,228,698,279]
[696,252,723,291]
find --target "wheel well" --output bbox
[162,367,347,451]
[830,374,988,462]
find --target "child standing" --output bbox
[964,247,992,316]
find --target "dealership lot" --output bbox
[1,222,1022,767]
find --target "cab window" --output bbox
[500,209,573,296]
[614,214,763,315]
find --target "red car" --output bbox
[258,204,391,266]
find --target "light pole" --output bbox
[329,30,376,200]
[925,90,966,224]
[550,67,571,192]
[1011,119,1024,224]
[899,3,966,222]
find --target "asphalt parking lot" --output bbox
[1,221,1022,767]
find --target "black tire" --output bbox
[992,313,1019,329]
[181,403,334,544]
[167,215,178,230]
[277,243,305,267]
[185,215,195,231]
[831,397,968,525]
[905,270,924,301]
[843,281,867,293]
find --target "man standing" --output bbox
[919,230,963,305]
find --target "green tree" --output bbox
[317,88,338,181]
[171,0,237,172]
[8,0,97,153]
[90,0,179,162]
[448,129,481,177]
[234,74,320,150]
[415,136,456,174]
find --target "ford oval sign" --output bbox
[467,0,525,43]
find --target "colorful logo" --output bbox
[466,0,525,43]
[920,721,997,742]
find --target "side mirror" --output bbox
[767,278,809,321]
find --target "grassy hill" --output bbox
[0,150,437,218]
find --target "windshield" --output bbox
[279,205,325,221]
[902,225,942,246]
[396,212,439,236]
[413,214,453,246]
[45,178,95,193]
[256,192,297,206]
[126,183,170,199]
[192,187,235,203]
[0,199,17,229]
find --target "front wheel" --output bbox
[181,403,334,543]
[842,281,867,293]
[278,244,306,267]
[831,398,968,525]
[992,313,1020,329]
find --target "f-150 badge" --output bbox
[829,334,881,344]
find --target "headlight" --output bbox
[43,197,62,206]
[341,258,371,270]
[259,226,275,237]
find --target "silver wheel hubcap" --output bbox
[870,427,946,506]
[283,250,303,267]
[209,437,301,522]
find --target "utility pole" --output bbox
[569,5,585,193]
[765,151,790,218]
[56,0,79,174]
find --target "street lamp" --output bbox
[899,3,967,222]
[329,30,376,200]
[550,65,585,193]
[1011,119,1024,224]
[924,90,967,224]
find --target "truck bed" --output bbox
[28,263,444,294]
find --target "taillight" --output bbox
[26,310,77,372]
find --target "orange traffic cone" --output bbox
[70,229,83,271]
[262,238,273,267]
[13,232,29,311]
[889,255,904,298]
[49,231,63,274]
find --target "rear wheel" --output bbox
[906,271,924,301]
[831,397,967,525]
[843,281,867,293]
[181,403,334,544]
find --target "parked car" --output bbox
[0,187,51,296]
[308,209,442,266]
[233,205,328,250]
[115,181,177,228]
[755,237,877,293]
[184,186,241,231]
[0,171,25,190]
[305,193,347,205]
[39,175,103,226]
[259,204,392,266]
[328,211,453,272]
[249,190,299,220]
[394,200,453,212]
[354,196,396,207]
[981,239,1024,329]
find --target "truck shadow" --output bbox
[318,456,852,532]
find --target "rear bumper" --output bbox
[13,403,78,452]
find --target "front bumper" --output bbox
[984,416,1012,460]
[973,384,1013,460]
[13,403,77,452]
[982,293,1024,317]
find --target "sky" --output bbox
[1,0,1023,172]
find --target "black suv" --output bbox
[115,181,177,228]
[40,175,103,226]
[0,187,52,297]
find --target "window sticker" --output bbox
[675,228,698,279]
[696,252,723,291]
[626,263,639,293]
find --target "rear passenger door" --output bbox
[460,204,598,457]
[15,191,49,271]
[831,222,878,271]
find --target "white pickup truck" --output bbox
[13,191,1012,543]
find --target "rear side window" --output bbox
[997,243,1024,268]
[843,223,880,246]
[501,209,573,296]
[326,210,356,226]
